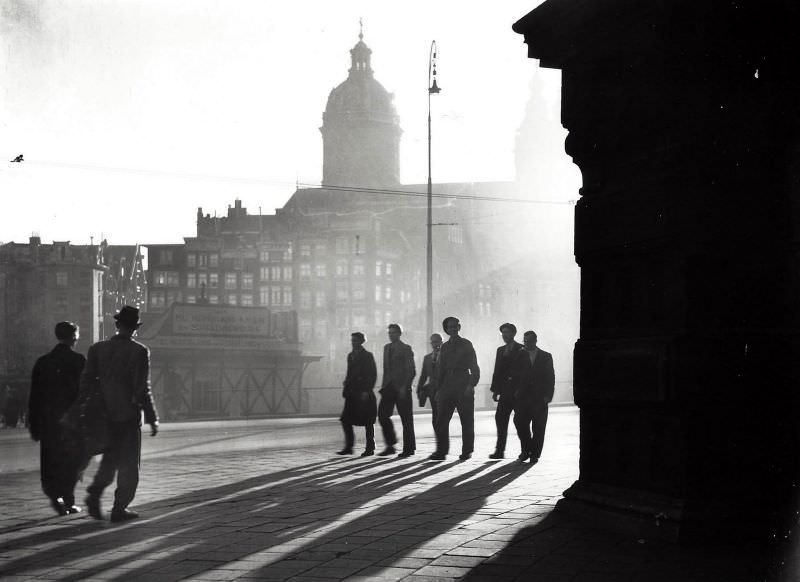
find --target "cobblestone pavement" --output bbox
[0,408,796,581]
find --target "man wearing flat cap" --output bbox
[81,305,159,522]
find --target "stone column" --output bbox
[514,0,800,541]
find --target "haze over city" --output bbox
[0,0,572,245]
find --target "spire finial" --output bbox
[359,18,363,40]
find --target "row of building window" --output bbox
[152,260,393,289]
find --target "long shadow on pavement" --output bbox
[0,455,454,581]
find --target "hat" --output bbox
[114,305,142,328]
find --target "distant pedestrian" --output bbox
[82,306,159,522]
[513,331,555,464]
[377,324,416,458]
[337,332,378,457]
[28,322,86,515]
[429,317,480,461]
[3,385,21,428]
[416,333,443,430]
[488,323,525,459]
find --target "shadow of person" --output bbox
[240,460,533,580]
[0,456,455,581]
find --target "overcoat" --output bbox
[341,348,377,426]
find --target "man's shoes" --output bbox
[110,508,139,523]
[529,456,540,465]
[85,495,102,520]
[427,452,446,461]
[458,452,472,461]
[336,448,353,455]
[360,449,375,457]
[49,498,68,516]
[65,505,82,515]
[517,452,530,462]
[397,450,415,458]
[377,446,396,457]
[489,451,504,460]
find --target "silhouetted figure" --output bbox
[28,322,86,515]
[513,330,555,464]
[377,323,416,457]
[82,306,159,523]
[430,316,480,461]
[338,332,378,457]
[417,333,443,430]
[10,154,23,162]
[489,323,525,459]
[3,385,21,428]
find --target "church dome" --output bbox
[323,33,399,125]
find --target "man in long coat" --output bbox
[82,306,159,522]
[28,321,86,515]
[514,330,555,464]
[488,323,525,459]
[430,316,480,461]
[338,332,378,456]
[416,333,443,429]
[378,323,416,457]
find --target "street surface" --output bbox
[0,407,794,581]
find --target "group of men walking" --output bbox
[27,306,553,521]
[338,317,555,463]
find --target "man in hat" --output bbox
[28,321,86,515]
[378,323,416,457]
[337,332,378,456]
[488,323,525,459]
[82,305,159,522]
[429,317,480,461]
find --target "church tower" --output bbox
[320,26,402,189]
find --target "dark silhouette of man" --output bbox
[28,321,86,515]
[82,306,159,522]
[489,323,525,459]
[338,332,378,457]
[514,330,555,464]
[377,323,416,457]
[430,316,480,461]
[417,333,443,430]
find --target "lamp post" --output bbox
[427,40,440,340]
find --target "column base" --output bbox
[558,480,780,544]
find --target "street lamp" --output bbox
[426,40,440,340]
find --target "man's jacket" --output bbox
[435,336,480,398]
[79,335,158,424]
[344,348,377,397]
[489,341,524,397]
[514,347,555,408]
[381,340,416,391]
[416,350,441,405]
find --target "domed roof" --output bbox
[323,33,398,125]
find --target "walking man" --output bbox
[377,324,416,457]
[514,330,555,464]
[28,321,86,515]
[488,323,525,459]
[430,317,480,461]
[416,333,443,430]
[83,306,159,522]
[338,332,378,457]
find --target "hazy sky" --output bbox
[0,0,560,244]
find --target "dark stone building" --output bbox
[514,0,800,542]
